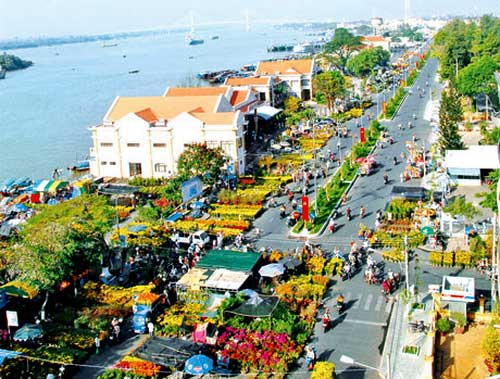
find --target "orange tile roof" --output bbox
[361,36,388,43]
[255,59,313,76]
[165,87,228,97]
[230,90,249,106]
[134,108,158,123]
[191,112,237,125]
[225,76,271,86]
[106,96,222,122]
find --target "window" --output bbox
[221,141,234,153]
[154,163,167,173]
[109,161,116,166]
[127,143,140,147]
[100,142,113,147]
[206,141,219,149]
[101,161,107,165]
[153,143,166,148]
[259,92,266,101]
[129,163,142,176]
[301,79,311,87]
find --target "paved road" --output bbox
[272,57,442,378]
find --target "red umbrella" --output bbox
[356,157,367,164]
[367,155,376,164]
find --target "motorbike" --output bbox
[383,175,389,184]
[322,314,330,332]
[393,157,398,165]
[346,208,352,221]
[336,301,344,314]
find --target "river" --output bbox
[0,23,309,182]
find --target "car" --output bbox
[171,230,211,248]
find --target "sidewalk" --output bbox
[73,334,148,379]
[380,293,435,379]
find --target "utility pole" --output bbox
[404,234,410,293]
[492,216,497,303]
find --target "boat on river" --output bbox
[0,66,6,80]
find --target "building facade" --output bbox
[89,93,246,179]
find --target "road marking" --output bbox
[344,319,387,327]
[364,293,373,311]
[374,295,384,312]
[352,294,361,309]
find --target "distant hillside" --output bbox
[0,53,33,71]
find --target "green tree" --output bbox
[312,71,346,112]
[443,196,480,221]
[323,28,362,72]
[0,53,33,71]
[457,56,498,98]
[346,47,390,77]
[438,85,465,154]
[10,195,114,291]
[284,96,301,115]
[482,326,500,365]
[177,143,226,184]
[477,169,500,212]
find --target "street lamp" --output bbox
[340,355,390,378]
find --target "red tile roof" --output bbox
[164,87,228,97]
[361,36,388,43]
[230,90,249,106]
[255,59,313,76]
[224,76,271,86]
[134,108,158,123]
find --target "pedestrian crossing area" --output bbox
[341,291,393,314]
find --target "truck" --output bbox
[132,293,163,334]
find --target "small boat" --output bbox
[211,35,219,40]
[0,65,6,80]
[69,160,90,172]
[241,64,256,72]
[128,70,140,74]
[186,35,204,45]
[122,54,127,58]
[102,42,118,48]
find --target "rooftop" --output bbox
[163,86,228,97]
[225,76,272,86]
[255,59,314,76]
[444,145,500,170]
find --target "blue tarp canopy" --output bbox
[0,349,22,365]
[184,354,214,375]
[13,324,43,342]
[0,179,15,192]
[128,224,148,233]
[166,212,183,222]
[9,204,29,213]
[12,177,31,188]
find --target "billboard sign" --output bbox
[181,177,203,204]
[6,310,18,327]
[441,276,475,302]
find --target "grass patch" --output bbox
[402,345,420,355]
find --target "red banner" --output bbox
[382,101,387,115]
[301,196,309,222]
[360,127,365,143]
[416,60,420,69]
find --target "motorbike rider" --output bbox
[346,207,352,220]
[328,218,335,233]
[322,308,331,332]
[360,205,366,219]
[336,294,345,313]
[413,113,417,120]
[393,156,398,165]
[383,171,389,184]
[305,345,316,370]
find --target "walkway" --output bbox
[73,334,148,379]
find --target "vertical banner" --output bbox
[400,79,405,86]
[416,60,420,69]
[301,196,309,222]
[382,101,387,116]
[360,127,366,143]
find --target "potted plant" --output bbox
[451,311,467,334]
[436,317,453,336]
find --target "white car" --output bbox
[171,230,210,248]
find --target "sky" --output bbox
[0,0,498,39]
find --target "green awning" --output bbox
[196,250,261,273]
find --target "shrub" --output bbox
[311,361,336,379]
[436,317,453,333]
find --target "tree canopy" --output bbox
[346,47,390,77]
[0,53,33,71]
[177,143,227,184]
[456,55,498,98]
[312,71,346,112]
[443,196,480,220]
[323,28,362,72]
[438,84,465,154]
[9,195,114,291]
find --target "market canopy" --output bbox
[0,349,22,365]
[196,250,261,273]
[252,105,282,121]
[0,281,38,299]
[203,269,250,291]
[226,294,280,318]
[177,268,210,291]
[98,184,140,195]
[202,293,228,318]
[13,324,43,342]
[134,336,202,369]
[34,180,68,193]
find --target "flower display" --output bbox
[217,327,299,376]
[115,355,161,376]
[83,282,155,307]
[209,204,263,220]
[311,361,336,379]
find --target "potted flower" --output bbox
[436,317,453,336]
[451,312,467,334]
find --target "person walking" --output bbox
[147,320,154,337]
[94,334,101,354]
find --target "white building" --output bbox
[224,76,275,105]
[89,92,246,179]
[360,36,391,51]
[255,58,316,100]
[444,145,500,186]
